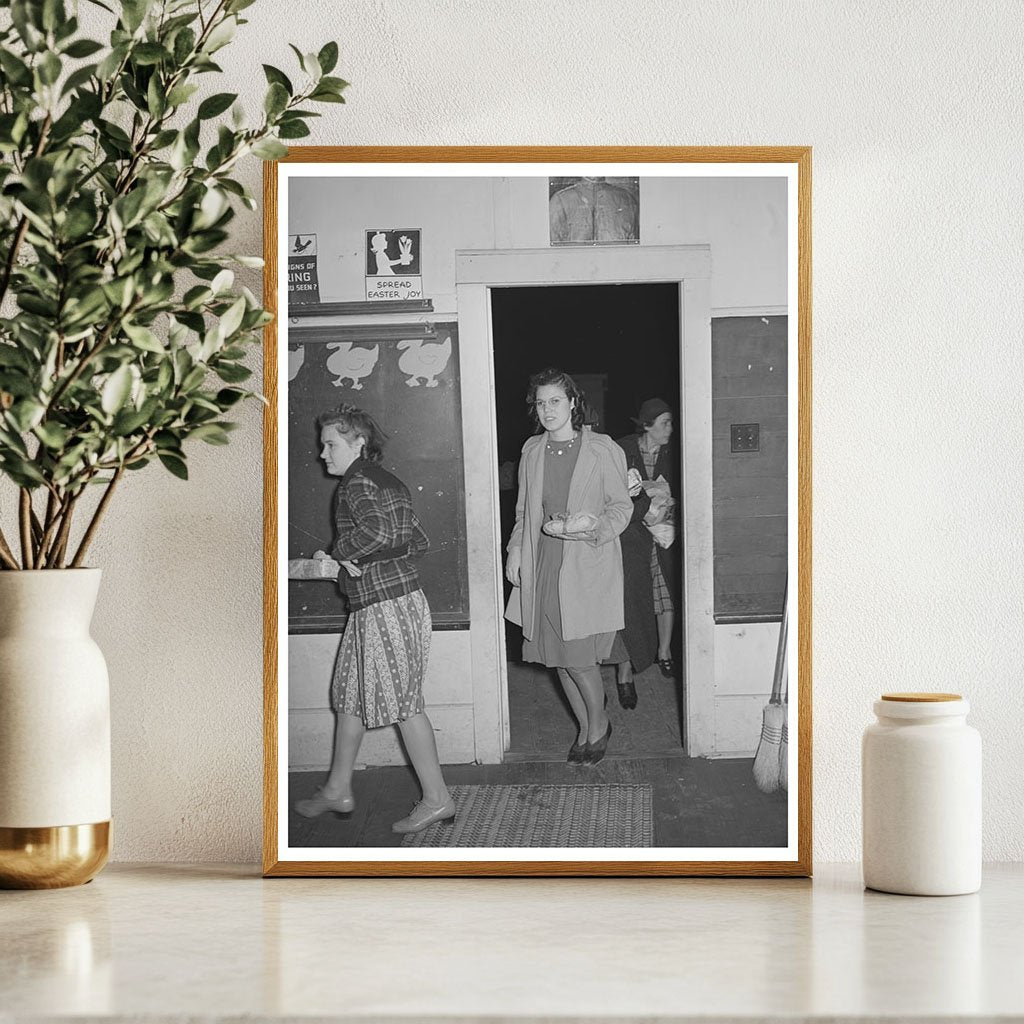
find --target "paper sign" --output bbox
[288,233,320,304]
[365,228,422,300]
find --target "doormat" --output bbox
[400,783,653,848]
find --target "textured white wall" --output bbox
[51,0,1024,862]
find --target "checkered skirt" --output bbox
[651,545,674,614]
[641,443,674,615]
[331,589,431,728]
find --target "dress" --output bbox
[505,426,630,644]
[521,439,617,668]
[612,433,680,669]
[328,459,431,729]
[610,474,657,674]
[617,434,678,617]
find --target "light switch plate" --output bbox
[730,423,760,453]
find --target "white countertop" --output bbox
[2,862,1022,1021]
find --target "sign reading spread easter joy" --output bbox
[365,228,422,301]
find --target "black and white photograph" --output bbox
[549,175,640,245]
[265,150,810,875]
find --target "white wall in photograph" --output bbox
[290,174,789,313]
[51,1,1024,863]
[505,176,788,314]
[290,177,497,314]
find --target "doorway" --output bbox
[490,283,684,760]
[454,244,713,764]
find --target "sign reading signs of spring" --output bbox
[365,228,422,300]
[288,233,320,304]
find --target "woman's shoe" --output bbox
[294,787,355,819]
[567,737,588,764]
[616,677,638,709]
[657,657,675,678]
[584,721,613,765]
[392,797,457,834]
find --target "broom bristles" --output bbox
[779,717,789,792]
[752,702,785,793]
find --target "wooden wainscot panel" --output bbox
[714,694,769,758]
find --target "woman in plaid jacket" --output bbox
[295,404,454,835]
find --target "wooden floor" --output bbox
[289,755,787,850]
[288,660,787,851]
[507,659,685,758]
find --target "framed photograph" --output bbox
[549,175,640,245]
[263,147,811,877]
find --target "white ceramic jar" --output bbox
[862,692,981,895]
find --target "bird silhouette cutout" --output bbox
[397,336,452,387]
[288,345,305,381]
[325,343,379,389]
[292,235,312,254]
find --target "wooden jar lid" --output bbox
[881,692,962,702]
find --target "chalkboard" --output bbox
[712,314,788,622]
[286,322,469,633]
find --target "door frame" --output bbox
[456,245,714,761]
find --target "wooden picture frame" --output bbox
[263,147,812,877]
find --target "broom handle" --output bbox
[770,579,788,705]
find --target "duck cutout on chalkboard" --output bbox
[287,345,305,382]
[325,342,379,389]
[397,335,452,388]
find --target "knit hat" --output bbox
[634,397,671,428]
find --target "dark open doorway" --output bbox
[490,283,685,761]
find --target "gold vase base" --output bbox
[0,821,110,889]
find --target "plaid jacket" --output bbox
[331,459,429,611]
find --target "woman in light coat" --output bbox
[505,368,631,765]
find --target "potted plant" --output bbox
[0,0,345,887]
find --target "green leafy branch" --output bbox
[0,0,346,569]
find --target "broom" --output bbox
[774,630,790,790]
[753,581,789,794]
[782,696,790,790]
[779,645,790,792]
[779,720,789,792]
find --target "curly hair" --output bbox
[317,404,389,463]
[525,367,588,433]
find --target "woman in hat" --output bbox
[505,368,632,765]
[611,398,679,708]
[294,404,454,835]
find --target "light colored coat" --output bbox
[505,427,631,642]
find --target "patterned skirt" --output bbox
[331,589,431,728]
[651,546,674,615]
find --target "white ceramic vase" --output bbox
[0,569,111,888]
